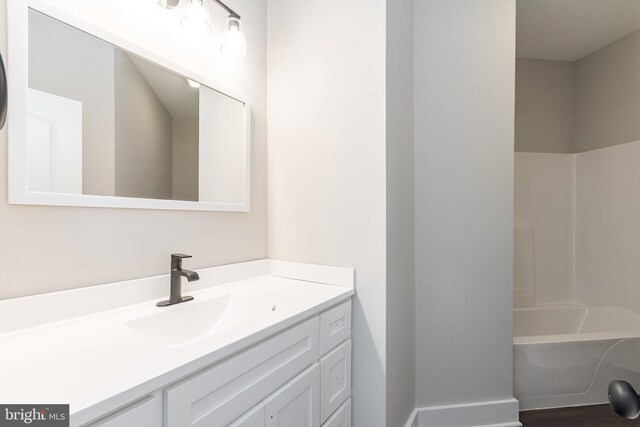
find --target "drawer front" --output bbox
[89,396,159,427]
[320,340,352,424]
[165,317,319,427]
[319,301,351,355]
[264,364,320,427]
[322,399,351,427]
[229,403,265,427]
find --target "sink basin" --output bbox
[126,295,233,347]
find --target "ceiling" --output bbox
[517,0,640,61]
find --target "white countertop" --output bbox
[0,260,354,426]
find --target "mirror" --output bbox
[8,5,250,211]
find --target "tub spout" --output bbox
[609,380,640,419]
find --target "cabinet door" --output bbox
[264,364,320,427]
[320,340,351,423]
[229,404,266,427]
[322,399,351,427]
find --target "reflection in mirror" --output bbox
[27,9,246,205]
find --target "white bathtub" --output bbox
[514,305,640,410]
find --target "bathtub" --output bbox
[514,305,640,410]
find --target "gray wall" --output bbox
[414,0,516,409]
[515,58,575,153]
[172,118,199,202]
[575,29,640,152]
[386,0,415,425]
[0,0,267,300]
[516,29,640,154]
[114,51,173,200]
[28,9,116,196]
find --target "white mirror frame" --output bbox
[7,0,251,212]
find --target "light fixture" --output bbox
[158,0,247,58]
[221,16,247,58]
[186,78,201,88]
[180,0,212,38]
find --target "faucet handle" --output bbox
[171,253,192,269]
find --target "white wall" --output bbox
[514,153,575,307]
[0,0,267,300]
[266,0,387,426]
[386,0,415,426]
[414,0,516,415]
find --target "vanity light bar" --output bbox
[211,0,240,19]
[158,0,246,58]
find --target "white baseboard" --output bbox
[404,398,521,427]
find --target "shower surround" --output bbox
[514,140,640,409]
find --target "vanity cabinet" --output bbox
[88,396,158,427]
[229,404,265,427]
[320,340,352,424]
[319,300,352,355]
[322,399,352,427]
[264,364,320,427]
[84,299,352,427]
[228,365,320,427]
[164,317,319,427]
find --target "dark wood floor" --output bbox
[520,405,640,426]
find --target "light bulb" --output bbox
[157,0,179,9]
[221,16,247,58]
[181,0,212,38]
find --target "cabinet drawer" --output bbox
[229,403,265,427]
[322,399,351,427]
[165,317,319,427]
[88,395,158,427]
[264,364,320,427]
[320,340,351,424]
[319,301,351,355]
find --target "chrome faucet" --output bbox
[157,254,200,307]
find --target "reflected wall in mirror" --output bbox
[9,4,249,211]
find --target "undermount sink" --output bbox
[126,295,233,347]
